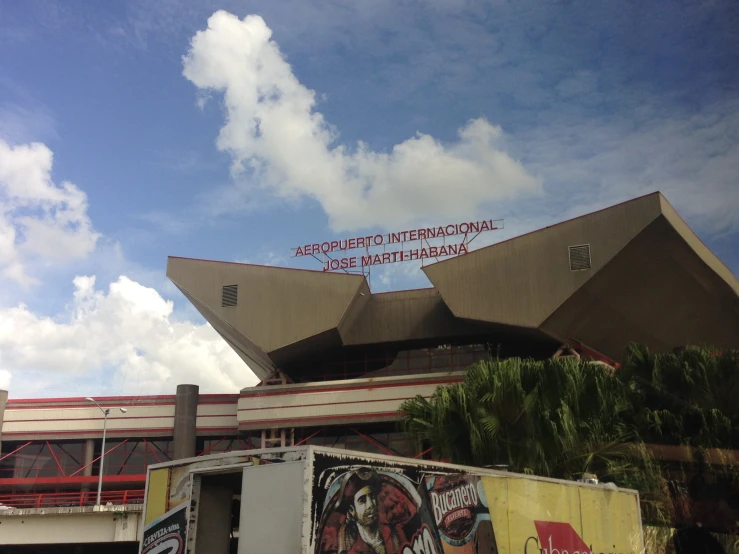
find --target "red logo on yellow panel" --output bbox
[525,521,591,554]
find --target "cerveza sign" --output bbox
[292,219,503,272]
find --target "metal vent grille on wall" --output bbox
[568,244,592,271]
[222,285,238,307]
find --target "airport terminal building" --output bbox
[0,192,737,550]
[167,190,739,449]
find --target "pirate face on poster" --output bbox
[313,455,498,554]
[315,466,444,554]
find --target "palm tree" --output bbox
[400,354,672,523]
[402,345,739,535]
[619,344,739,449]
[619,345,739,534]
[402,357,625,474]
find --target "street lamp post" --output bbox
[85,397,127,506]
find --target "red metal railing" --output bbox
[0,489,145,509]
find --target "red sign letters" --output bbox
[292,219,502,272]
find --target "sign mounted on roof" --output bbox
[291,218,503,273]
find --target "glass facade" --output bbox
[0,439,174,480]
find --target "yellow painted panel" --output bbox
[145,468,170,525]
[579,486,644,552]
[481,477,511,554]
[482,475,642,553]
[506,477,582,551]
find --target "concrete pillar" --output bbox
[0,390,8,456]
[173,384,199,460]
[194,485,233,554]
[81,438,95,493]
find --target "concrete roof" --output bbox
[168,193,739,379]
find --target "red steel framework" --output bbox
[0,489,145,509]
[0,430,433,508]
[0,426,430,496]
[0,438,173,482]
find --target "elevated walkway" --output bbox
[0,495,142,546]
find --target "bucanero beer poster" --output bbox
[310,452,643,554]
[311,452,497,554]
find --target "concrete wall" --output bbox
[237,372,465,429]
[1,394,238,441]
[0,507,141,545]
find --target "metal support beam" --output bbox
[70,439,129,477]
[149,440,171,461]
[24,444,44,478]
[414,447,434,459]
[350,428,395,457]
[294,429,322,447]
[0,441,31,463]
[116,441,140,475]
[197,437,226,457]
[45,441,66,476]
[143,438,163,464]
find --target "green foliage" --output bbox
[403,356,636,478]
[400,344,739,526]
[620,344,739,448]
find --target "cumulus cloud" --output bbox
[0,103,58,144]
[0,275,257,396]
[182,11,540,232]
[520,98,739,235]
[0,139,100,285]
[0,369,10,390]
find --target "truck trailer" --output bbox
[139,445,645,554]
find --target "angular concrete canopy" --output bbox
[169,193,739,380]
[422,192,664,327]
[167,259,367,378]
[423,193,739,360]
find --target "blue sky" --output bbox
[0,0,737,397]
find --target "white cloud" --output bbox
[0,369,10,390]
[0,275,257,397]
[520,97,739,235]
[0,140,100,285]
[182,11,541,232]
[0,103,58,144]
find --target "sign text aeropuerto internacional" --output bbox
[291,219,502,272]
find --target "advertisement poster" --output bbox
[480,476,644,554]
[168,465,191,511]
[141,504,187,554]
[312,452,498,554]
[423,474,496,553]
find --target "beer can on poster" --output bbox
[422,474,498,553]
